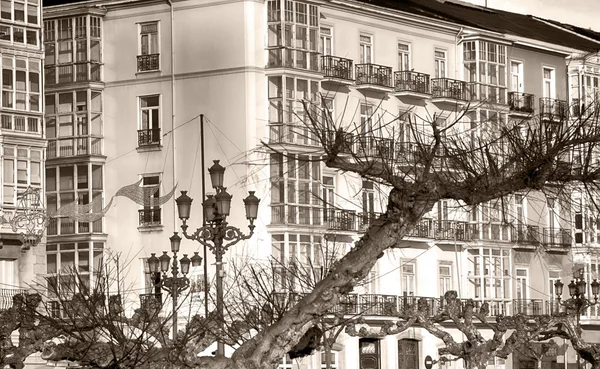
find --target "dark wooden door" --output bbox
[359,338,380,369]
[398,339,419,369]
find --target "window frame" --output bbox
[138,173,162,227]
[359,33,373,64]
[397,41,411,71]
[542,66,556,98]
[138,21,160,72]
[138,94,161,148]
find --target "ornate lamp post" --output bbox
[175,160,260,357]
[147,233,203,340]
[554,269,600,369]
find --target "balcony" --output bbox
[358,212,381,232]
[138,128,161,147]
[326,209,358,232]
[431,78,467,106]
[508,92,535,117]
[513,299,544,315]
[540,98,568,121]
[355,136,394,160]
[542,228,572,253]
[139,208,162,227]
[137,54,160,72]
[0,288,26,309]
[511,224,540,251]
[393,71,431,100]
[321,55,353,85]
[355,63,393,92]
[405,219,471,242]
[467,82,507,105]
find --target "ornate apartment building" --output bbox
[6,0,598,368]
[0,0,44,304]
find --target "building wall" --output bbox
[0,0,44,292]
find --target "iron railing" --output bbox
[321,55,353,80]
[540,98,568,121]
[137,54,160,72]
[542,228,572,248]
[431,78,468,100]
[394,71,430,95]
[509,92,535,113]
[138,128,161,147]
[139,208,162,226]
[0,289,27,310]
[355,63,393,88]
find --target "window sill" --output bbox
[136,69,162,76]
[138,224,164,233]
[137,144,162,153]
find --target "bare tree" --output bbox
[5,96,600,369]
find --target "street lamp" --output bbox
[554,270,600,369]
[147,232,203,340]
[175,159,260,356]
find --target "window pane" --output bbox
[59,166,74,190]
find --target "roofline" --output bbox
[327,0,463,34]
[532,15,600,51]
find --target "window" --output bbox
[467,247,510,315]
[401,262,416,296]
[321,351,338,369]
[543,67,555,98]
[266,0,319,71]
[322,175,334,223]
[359,338,380,369]
[269,153,322,225]
[138,95,160,147]
[45,163,103,236]
[515,268,528,301]
[435,49,446,78]
[3,146,41,205]
[138,22,159,71]
[143,257,161,296]
[359,34,372,64]
[46,242,104,314]
[362,180,375,226]
[439,264,452,295]
[320,26,332,56]
[277,354,293,369]
[46,90,103,158]
[271,233,322,290]
[360,103,373,136]
[398,42,410,71]
[139,175,161,227]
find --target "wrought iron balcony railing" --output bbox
[542,228,572,249]
[355,63,393,88]
[138,128,161,147]
[321,55,353,81]
[540,98,568,121]
[394,71,430,95]
[511,224,540,245]
[139,208,162,227]
[0,288,27,310]
[431,78,468,101]
[137,54,160,72]
[326,209,358,231]
[513,299,544,315]
[509,92,535,114]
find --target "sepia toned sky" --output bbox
[462,0,599,31]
